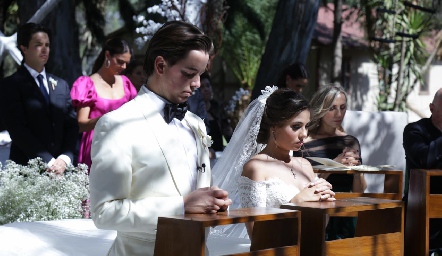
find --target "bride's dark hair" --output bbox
[257,88,309,144]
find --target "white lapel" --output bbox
[184,113,212,188]
[134,91,193,195]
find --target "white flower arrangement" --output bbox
[225,88,250,114]
[49,77,58,90]
[0,158,89,225]
[134,0,206,48]
[225,88,251,129]
[198,126,213,148]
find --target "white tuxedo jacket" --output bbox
[90,87,212,255]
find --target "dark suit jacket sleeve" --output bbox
[403,122,442,169]
[0,75,54,162]
[58,79,78,162]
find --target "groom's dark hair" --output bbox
[257,89,309,144]
[143,21,213,78]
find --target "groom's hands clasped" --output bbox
[184,186,233,214]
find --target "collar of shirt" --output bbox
[24,63,47,80]
[24,63,49,91]
[140,87,198,190]
[141,86,179,121]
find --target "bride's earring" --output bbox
[272,130,280,149]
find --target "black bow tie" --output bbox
[164,102,188,123]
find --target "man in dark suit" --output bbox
[0,22,78,174]
[403,87,442,253]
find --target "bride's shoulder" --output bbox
[294,156,312,166]
[293,156,315,176]
[241,155,268,181]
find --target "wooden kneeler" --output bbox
[154,207,300,256]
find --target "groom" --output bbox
[89,21,232,256]
[0,22,78,174]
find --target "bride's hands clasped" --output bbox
[290,177,336,204]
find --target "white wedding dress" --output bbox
[209,175,300,240]
[207,175,301,255]
[238,176,300,208]
[208,86,303,254]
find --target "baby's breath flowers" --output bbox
[225,88,251,129]
[0,158,89,225]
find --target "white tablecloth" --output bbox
[0,219,251,255]
[0,219,116,256]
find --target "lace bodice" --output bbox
[238,176,300,208]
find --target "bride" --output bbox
[211,86,335,238]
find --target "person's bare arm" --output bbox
[77,106,100,132]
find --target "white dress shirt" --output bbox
[144,87,199,191]
[24,63,49,94]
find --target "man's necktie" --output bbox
[163,102,188,124]
[37,74,49,105]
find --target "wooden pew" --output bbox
[314,169,404,200]
[405,169,442,256]
[282,197,404,256]
[314,169,404,218]
[154,207,300,256]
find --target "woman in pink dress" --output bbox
[71,38,137,172]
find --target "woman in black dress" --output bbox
[294,84,366,240]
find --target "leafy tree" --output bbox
[1,0,139,83]
[15,0,82,85]
[134,0,225,48]
[251,0,322,100]
[365,0,441,111]
[321,0,368,84]
[220,0,277,90]
[321,0,441,111]
[0,1,19,77]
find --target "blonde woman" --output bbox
[293,84,366,240]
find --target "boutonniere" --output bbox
[49,77,58,90]
[197,126,213,148]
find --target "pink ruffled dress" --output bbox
[71,75,137,171]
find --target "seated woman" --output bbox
[212,87,335,238]
[293,84,367,240]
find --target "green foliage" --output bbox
[367,0,437,111]
[220,0,278,90]
[221,18,263,89]
[2,2,18,36]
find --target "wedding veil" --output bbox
[210,86,277,238]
